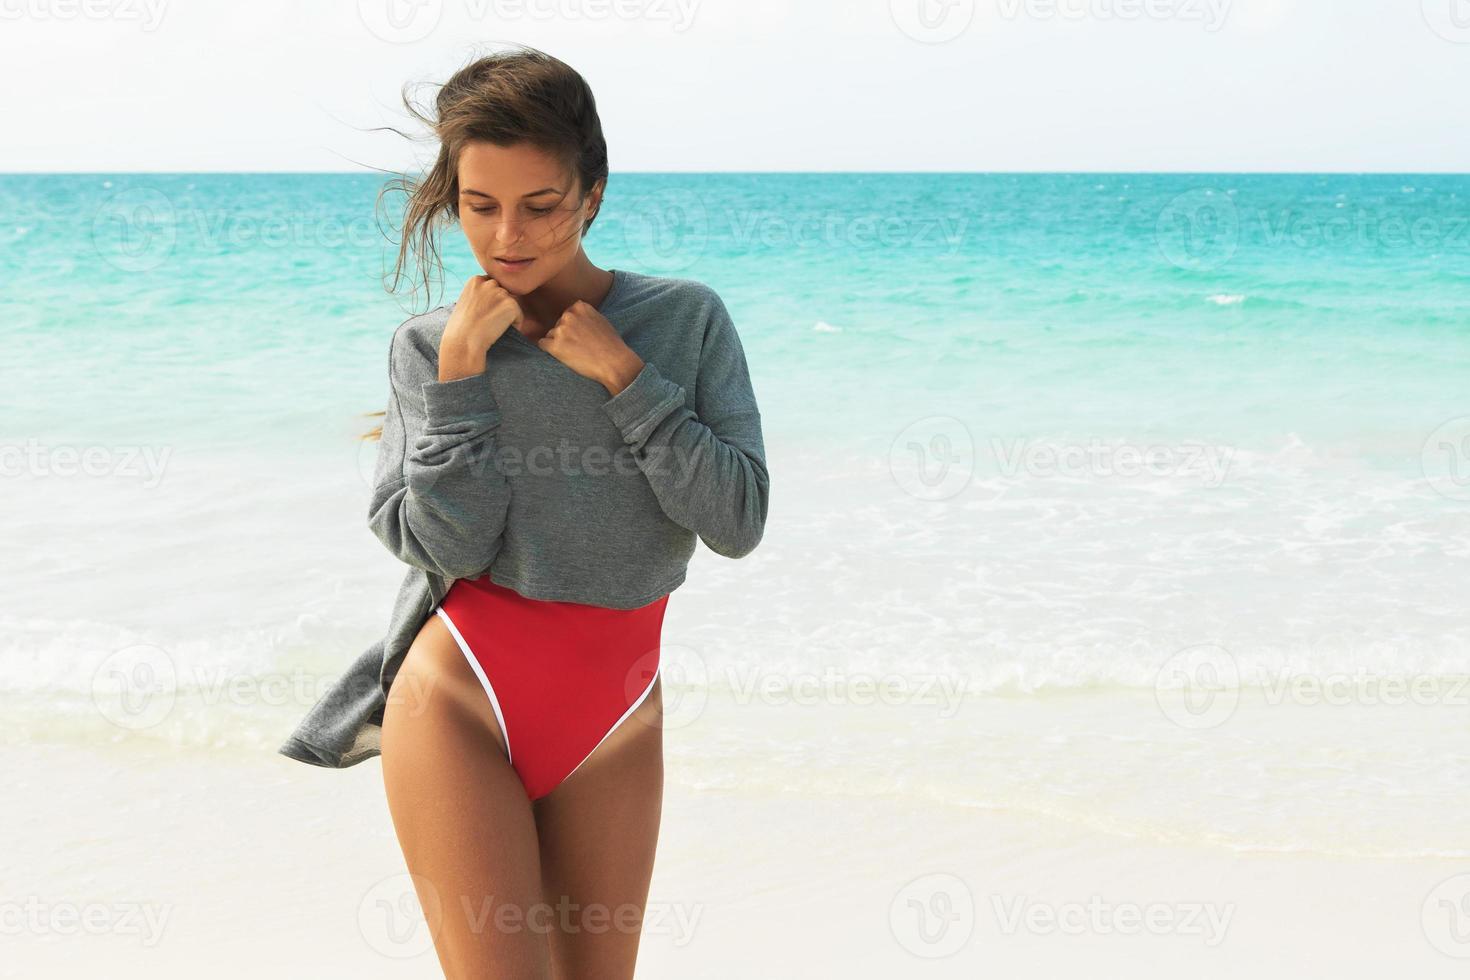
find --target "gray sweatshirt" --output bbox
[278,268,769,768]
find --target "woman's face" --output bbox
[455,140,600,292]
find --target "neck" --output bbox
[516,255,614,331]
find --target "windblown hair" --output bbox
[362,44,609,441]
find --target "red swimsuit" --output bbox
[434,573,669,801]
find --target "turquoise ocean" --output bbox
[3,173,1468,858]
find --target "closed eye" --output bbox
[470,206,557,216]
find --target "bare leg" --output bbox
[380,612,552,979]
[533,675,665,980]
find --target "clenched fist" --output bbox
[439,275,524,382]
[539,300,645,396]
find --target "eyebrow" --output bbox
[460,186,562,200]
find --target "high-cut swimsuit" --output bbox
[433,573,670,801]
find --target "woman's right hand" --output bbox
[438,274,524,382]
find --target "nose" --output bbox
[492,215,525,246]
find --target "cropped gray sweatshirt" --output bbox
[278,268,768,768]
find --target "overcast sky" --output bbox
[3,0,1466,172]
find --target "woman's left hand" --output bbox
[539,301,645,396]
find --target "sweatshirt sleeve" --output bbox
[366,321,512,580]
[599,293,769,559]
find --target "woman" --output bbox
[278,46,769,978]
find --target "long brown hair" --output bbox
[363,44,610,441]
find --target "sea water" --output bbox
[2,172,1467,857]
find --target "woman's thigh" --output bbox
[533,675,665,980]
[380,612,551,979]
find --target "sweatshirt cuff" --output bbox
[420,372,500,423]
[601,361,685,443]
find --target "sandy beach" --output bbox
[6,737,1465,979]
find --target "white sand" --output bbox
[7,740,1466,978]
